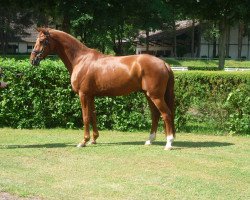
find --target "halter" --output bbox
[31,32,50,65]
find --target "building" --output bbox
[4,26,37,54]
[200,25,250,59]
[136,20,250,59]
[136,20,199,57]
[4,21,250,59]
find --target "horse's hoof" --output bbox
[88,141,97,145]
[145,140,152,145]
[77,143,86,148]
[164,146,173,150]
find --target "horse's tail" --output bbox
[164,63,175,137]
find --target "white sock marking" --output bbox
[165,134,174,149]
[145,133,156,145]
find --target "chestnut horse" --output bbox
[30,28,175,150]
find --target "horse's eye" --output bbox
[39,40,43,44]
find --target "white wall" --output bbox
[8,42,35,53]
[136,45,173,56]
[200,24,250,59]
[18,43,27,53]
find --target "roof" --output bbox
[19,26,38,43]
[138,20,199,41]
[10,25,38,43]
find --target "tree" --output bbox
[133,0,172,54]
[194,0,250,69]
[168,0,200,57]
[202,21,220,58]
[170,0,250,68]
[71,0,171,55]
[0,0,34,54]
[237,2,250,59]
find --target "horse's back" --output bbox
[74,53,169,97]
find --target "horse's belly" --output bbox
[95,79,141,96]
[96,87,137,96]
[93,66,141,96]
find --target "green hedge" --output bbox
[174,71,250,134]
[187,66,219,71]
[1,58,249,134]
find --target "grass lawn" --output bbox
[165,58,250,68]
[0,128,249,200]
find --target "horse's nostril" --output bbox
[32,59,40,66]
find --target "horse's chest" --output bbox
[71,71,83,93]
[70,72,79,92]
[71,71,91,94]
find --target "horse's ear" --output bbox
[36,27,50,36]
[35,27,42,32]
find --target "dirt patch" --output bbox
[0,192,41,200]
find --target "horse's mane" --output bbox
[37,27,88,51]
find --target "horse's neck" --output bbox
[52,32,89,74]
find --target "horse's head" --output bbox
[30,28,53,66]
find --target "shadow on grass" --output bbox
[0,141,234,149]
[0,143,74,149]
[102,140,234,149]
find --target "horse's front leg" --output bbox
[77,93,92,147]
[90,98,99,144]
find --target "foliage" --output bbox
[169,0,250,68]
[1,58,250,134]
[0,58,151,130]
[70,0,172,55]
[2,0,250,67]
[202,22,220,43]
[187,66,220,71]
[0,0,34,54]
[174,71,250,134]
[224,85,250,134]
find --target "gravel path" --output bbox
[0,192,41,200]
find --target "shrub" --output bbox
[174,71,250,134]
[223,85,250,134]
[187,66,219,71]
[1,58,249,134]
[0,58,151,130]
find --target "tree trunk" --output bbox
[218,17,228,70]
[113,26,124,56]
[191,19,195,58]
[196,22,201,57]
[248,32,250,59]
[212,38,216,58]
[226,24,230,58]
[62,14,70,33]
[212,22,217,58]
[0,31,4,54]
[3,29,8,55]
[146,29,149,54]
[173,20,177,58]
[238,21,244,60]
[113,40,123,56]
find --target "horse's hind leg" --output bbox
[90,98,99,144]
[145,95,160,145]
[150,97,175,150]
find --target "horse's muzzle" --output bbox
[31,58,41,66]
